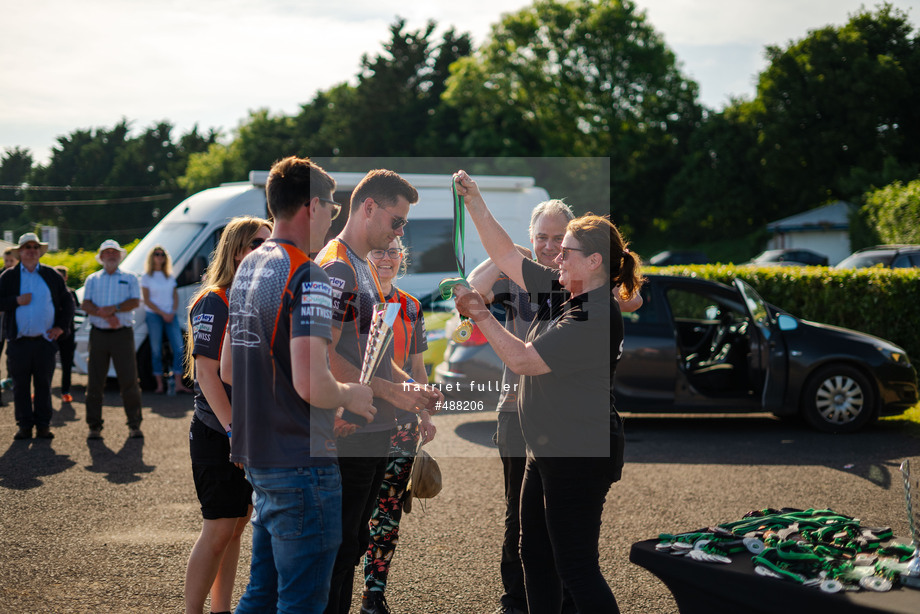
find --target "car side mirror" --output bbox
[777,314,798,331]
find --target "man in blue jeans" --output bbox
[223,156,375,613]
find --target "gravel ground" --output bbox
[1,369,919,613]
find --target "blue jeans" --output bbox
[145,311,184,375]
[236,465,343,614]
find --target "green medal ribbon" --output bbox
[655,508,906,591]
[441,178,472,342]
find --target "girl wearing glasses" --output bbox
[183,216,272,614]
[141,245,192,394]
[361,238,437,614]
[451,170,643,614]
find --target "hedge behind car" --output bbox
[648,265,920,365]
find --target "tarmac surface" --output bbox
[1,369,919,613]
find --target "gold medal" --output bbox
[452,318,473,342]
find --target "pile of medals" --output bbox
[655,508,916,593]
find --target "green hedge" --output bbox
[41,239,140,289]
[648,264,920,364]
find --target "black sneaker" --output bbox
[360,591,391,614]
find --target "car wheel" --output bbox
[801,365,876,433]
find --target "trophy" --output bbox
[339,302,401,427]
[359,302,402,385]
[900,459,920,588]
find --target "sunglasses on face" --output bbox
[153,252,166,257]
[560,246,585,261]
[20,244,41,250]
[249,238,266,250]
[369,248,402,259]
[318,198,342,220]
[377,204,408,230]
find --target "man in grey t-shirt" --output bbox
[315,169,439,614]
[224,156,374,614]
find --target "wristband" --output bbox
[406,378,415,384]
[226,429,231,438]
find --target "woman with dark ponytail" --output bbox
[564,213,643,301]
[451,170,644,614]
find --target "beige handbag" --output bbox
[403,441,442,513]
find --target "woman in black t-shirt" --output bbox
[183,216,272,614]
[451,170,643,614]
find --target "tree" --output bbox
[663,102,766,246]
[179,20,474,191]
[443,0,702,237]
[750,3,920,217]
[0,147,34,234]
[24,120,216,248]
[332,20,473,156]
[861,179,920,244]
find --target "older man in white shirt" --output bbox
[81,239,144,440]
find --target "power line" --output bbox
[0,184,167,191]
[59,226,154,236]
[0,194,175,206]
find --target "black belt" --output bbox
[16,335,45,340]
[92,326,132,333]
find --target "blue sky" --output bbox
[2,0,918,164]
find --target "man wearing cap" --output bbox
[0,233,75,440]
[81,239,144,439]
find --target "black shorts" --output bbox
[190,415,253,520]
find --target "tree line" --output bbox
[2,0,918,260]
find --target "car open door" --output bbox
[734,279,787,412]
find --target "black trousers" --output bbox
[520,455,619,614]
[498,412,578,614]
[496,411,528,609]
[325,428,394,614]
[8,336,57,429]
[57,332,75,394]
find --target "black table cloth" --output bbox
[630,539,920,614]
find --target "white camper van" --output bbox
[73,170,550,387]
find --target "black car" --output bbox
[834,245,920,269]
[648,250,710,266]
[747,248,829,267]
[434,275,918,433]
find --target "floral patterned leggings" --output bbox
[364,421,420,594]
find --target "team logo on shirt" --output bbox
[193,313,215,324]
[193,323,213,333]
[302,281,330,292]
[328,276,346,289]
[302,294,332,307]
